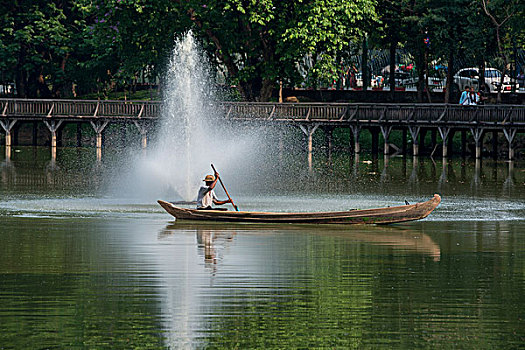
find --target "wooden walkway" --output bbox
[1,99,524,162]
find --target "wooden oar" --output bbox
[211,164,239,211]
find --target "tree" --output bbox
[0,1,80,98]
[182,0,377,101]
[76,0,187,97]
[424,0,475,103]
[373,0,405,100]
[481,0,524,102]
[402,0,432,102]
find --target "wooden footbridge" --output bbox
[1,99,524,163]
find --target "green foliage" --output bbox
[184,0,377,99]
[0,0,523,100]
[0,1,80,97]
[74,0,187,97]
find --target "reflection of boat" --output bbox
[345,230,441,261]
[159,223,440,261]
[157,194,441,224]
[312,225,441,261]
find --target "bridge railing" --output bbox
[0,99,161,118]
[1,99,524,124]
[221,102,525,124]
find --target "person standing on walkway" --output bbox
[459,86,470,105]
[469,86,478,105]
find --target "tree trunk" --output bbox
[259,78,274,102]
[481,0,512,104]
[498,53,508,104]
[31,67,52,98]
[52,53,71,98]
[445,49,454,103]
[416,52,425,103]
[15,45,27,98]
[424,49,432,103]
[15,67,27,98]
[362,36,369,89]
[389,39,396,101]
[479,59,486,93]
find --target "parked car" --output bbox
[0,83,16,95]
[453,67,516,93]
[354,73,378,88]
[355,72,363,87]
[394,71,413,87]
[356,71,414,88]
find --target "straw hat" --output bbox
[203,174,215,182]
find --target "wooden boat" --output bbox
[157,194,441,225]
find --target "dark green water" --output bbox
[1,147,525,349]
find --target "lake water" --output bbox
[1,147,525,348]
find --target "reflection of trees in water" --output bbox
[191,225,441,348]
[302,155,521,198]
[155,222,525,348]
[186,222,522,348]
[0,151,105,193]
[0,217,166,349]
[1,158,15,185]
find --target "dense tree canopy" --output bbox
[0,1,79,97]
[0,0,523,101]
[182,0,377,100]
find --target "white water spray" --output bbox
[153,31,214,200]
[117,31,260,202]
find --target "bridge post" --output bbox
[448,131,455,157]
[32,121,38,146]
[438,158,448,190]
[503,128,517,161]
[506,161,515,188]
[431,129,437,150]
[299,123,319,171]
[380,125,392,155]
[470,128,484,159]
[461,130,467,157]
[133,120,150,150]
[0,119,17,159]
[409,156,419,184]
[402,129,408,155]
[408,126,420,156]
[473,158,481,187]
[323,126,334,163]
[76,123,82,147]
[438,127,451,158]
[371,127,379,157]
[350,125,361,154]
[90,120,109,161]
[43,120,64,161]
[353,153,360,176]
[278,128,284,162]
[491,130,498,159]
[419,129,427,154]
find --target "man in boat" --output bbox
[196,172,232,210]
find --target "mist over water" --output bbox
[116,31,261,202]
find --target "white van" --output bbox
[453,67,515,93]
[0,83,16,95]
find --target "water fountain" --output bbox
[116,31,261,202]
